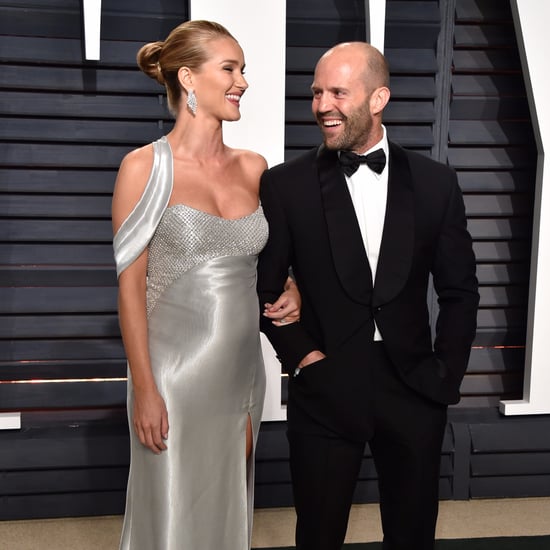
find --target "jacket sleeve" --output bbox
[257,169,320,374]
[432,169,480,387]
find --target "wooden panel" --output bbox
[0,266,117,287]
[478,286,527,308]
[467,218,531,240]
[0,65,159,94]
[286,125,435,149]
[476,308,527,331]
[1,468,128,495]
[0,195,112,218]
[287,0,364,18]
[0,220,113,241]
[385,20,440,46]
[0,244,116,265]
[467,347,524,373]
[453,50,521,72]
[0,10,175,44]
[470,421,550,452]
[0,117,166,144]
[1,143,131,169]
[450,97,530,120]
[0,314,119,338]
[0,1,186,41]
[0,422,129,470]
[470,475,550,498]
[285,46,328,71]
[463,194,532,217]
[473,241,531,263]
[450,121,533,146]
[453,396,500,407]
[452,75,527,96]
[0,5,79,38]
[458,171,534,193]
[285,100,435,123]
[476,263,529,285]
[0,91,170,120]
[389,76,436,98]
[459,372,524,395]
[0,339,125,362]
[0,36,141,66]
[255,461,293,484]
[448,147,535,170]
[0,361,126,381]
[471,453,550,476]
[455,0,512,21]
[473,333,527,349]
[286,22,366,47]
[254,483,294,508]
[0,169,118,194]
[288,0,439,23]
[0,492,127,520]
[385,49,438,73]
[255,422,290,459]
[453,24,517,48]
[0,379,127,409]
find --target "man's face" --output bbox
[311,51,374,153]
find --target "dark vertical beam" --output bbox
[451,422,472,500]
[433,0,456,164]
[429,0,457,336]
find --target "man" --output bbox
[257,42,479,550]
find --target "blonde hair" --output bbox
[137,20,235,115]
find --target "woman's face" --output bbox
[192,37,248,122]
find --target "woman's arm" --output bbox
[112,148,169,454]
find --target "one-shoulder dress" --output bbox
[113,136,267,550]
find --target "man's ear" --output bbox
[370,86,390,116]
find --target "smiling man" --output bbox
[257,42,480,550]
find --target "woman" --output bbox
[112,20,299,550]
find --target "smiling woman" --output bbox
[111,19,301,550]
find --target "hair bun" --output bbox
[137,41,165,84]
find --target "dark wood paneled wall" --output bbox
[0,0,182,409]
[450,0,535,407]
[0,0,183,519]
[0,0,548,519]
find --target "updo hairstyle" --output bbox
[137,20,235,115]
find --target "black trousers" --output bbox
[287,343,448,550]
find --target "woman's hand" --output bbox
[132,387,169,454]
[263,276,302,327]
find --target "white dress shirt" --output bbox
[342,126,389,341]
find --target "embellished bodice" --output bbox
[146,204,268,316]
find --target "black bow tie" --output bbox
[338,148,386,176]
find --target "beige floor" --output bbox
[0,498,549,550]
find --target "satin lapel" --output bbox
[373,142,414,307]
[317,145,373,305]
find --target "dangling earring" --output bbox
[186,89,197,115]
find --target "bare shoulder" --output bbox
[232,148,268,177]
[116,144,154,191]
[112,143,154,232]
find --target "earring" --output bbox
[186,89,197,115]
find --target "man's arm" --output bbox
[432,171,480,386]
[257,170,321,374]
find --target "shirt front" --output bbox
[342,126,389,341]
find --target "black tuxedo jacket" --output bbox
[257,142,479,440]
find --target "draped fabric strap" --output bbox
[113,136,174,278]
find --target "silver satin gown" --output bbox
[113,136,267,550]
